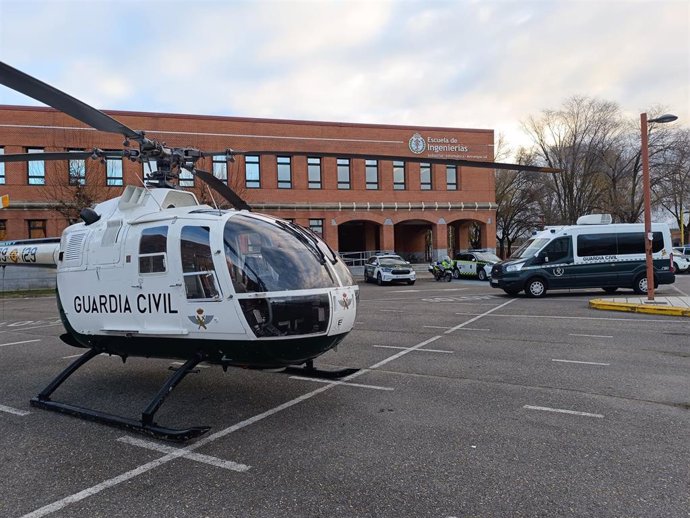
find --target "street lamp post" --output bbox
[641,112,678,301]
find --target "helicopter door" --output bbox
[177,225,245,336]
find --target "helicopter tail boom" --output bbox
[0,239,60,267]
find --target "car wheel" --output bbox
[477,269,487,281]
[364,272,370,283]
[452,268,460,279]
[602,287,618,294]
[525,278,547,298]
[673,262,679,274]
[633,274,648,295]
[376,273,384,286]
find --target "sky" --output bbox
[0,0,688,154]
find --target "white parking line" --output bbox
[552,359,610,366]
[523,405,603,418]
[0,339,41,348]
[379,309,403,313]
[455,312,687,323]
[452,328,489,331]
[568,333,613,338]
[117,436,250,472]
[373,345,453,353]
[289,376,394,391]
[0,403,30,416]
[445,299,516,334]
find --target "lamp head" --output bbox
[648,113,678,124]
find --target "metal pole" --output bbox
[641,113,655,301]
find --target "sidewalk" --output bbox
[589,295,690,317]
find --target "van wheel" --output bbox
[525,278,547,298]
[602,287,618,294]
[633,274,648,295]
[477,269,487,281]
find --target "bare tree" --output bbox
[522,96,620,224]
[655,128,690,243]
[494,136,544,257]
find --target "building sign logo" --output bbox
[408,133,426,154]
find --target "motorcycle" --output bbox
[428,261,453,282]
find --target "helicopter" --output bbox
[0,61,558,442]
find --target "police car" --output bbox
[363,254,416,286]
[672,248,690,273]
[452,251,501,281]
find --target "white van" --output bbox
[490,215,675,297]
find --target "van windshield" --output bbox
[510,238,550,259]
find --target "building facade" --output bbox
[0,105,497,261]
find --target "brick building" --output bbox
[0,105,497,261]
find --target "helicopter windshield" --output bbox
[223,214,338,293]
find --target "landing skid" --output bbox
[283,359,359,380]
[30,349,210,442]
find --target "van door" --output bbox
[537,236,574,288]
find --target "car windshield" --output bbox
[379,257,406,266]
[509,238,551,259]
[475,252,501,262]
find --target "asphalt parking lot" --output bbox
[1,275,689,517]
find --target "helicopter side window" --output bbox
[139,226,168,274]
[180,226,221,300]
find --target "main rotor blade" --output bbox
[194,169,251,211]
[0,61,141,140]
[0,150,125,163]
[232,150,560,173]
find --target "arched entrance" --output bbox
[338,220,381,253]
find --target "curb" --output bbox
[589,299,690,317]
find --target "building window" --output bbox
[393,161,406,190]
[337,158,350,189]
[178,167,194,187]
[307,157,321,189]
[106,153,123,186]
[420,162,432,190]
[28,219,47,238]
[27,148,45,185]
[245,155,260,188]
[309,218,324,237]
[0,147,5,185]
[68,149,86,186]
[277,156,291,189]
[0,220,6,240]
[365,159,378,190]
[212,155,228,181]
[446,165,457,190]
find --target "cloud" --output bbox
[0,0,687,156]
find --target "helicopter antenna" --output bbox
[205,184,220,212]
[135,173,164,211]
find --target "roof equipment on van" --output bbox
[576,214,613,225]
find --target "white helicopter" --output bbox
[0,62,557,441]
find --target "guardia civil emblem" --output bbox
[408,133,426,154]
[553,267,564,277]
[189,308,214,330]
[338,292,352,310]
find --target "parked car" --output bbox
[672,248,690,273]
[364,254,416,285]
[674,245,690,256]
[452,251,501,281]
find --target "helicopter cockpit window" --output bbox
[139,226,168,274]
[180,226,221,300]
[223,214,338,293]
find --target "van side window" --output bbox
[542,237,571,263]
[616,232,664,254]
[180,226,221,300]
[139,226,168,273]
